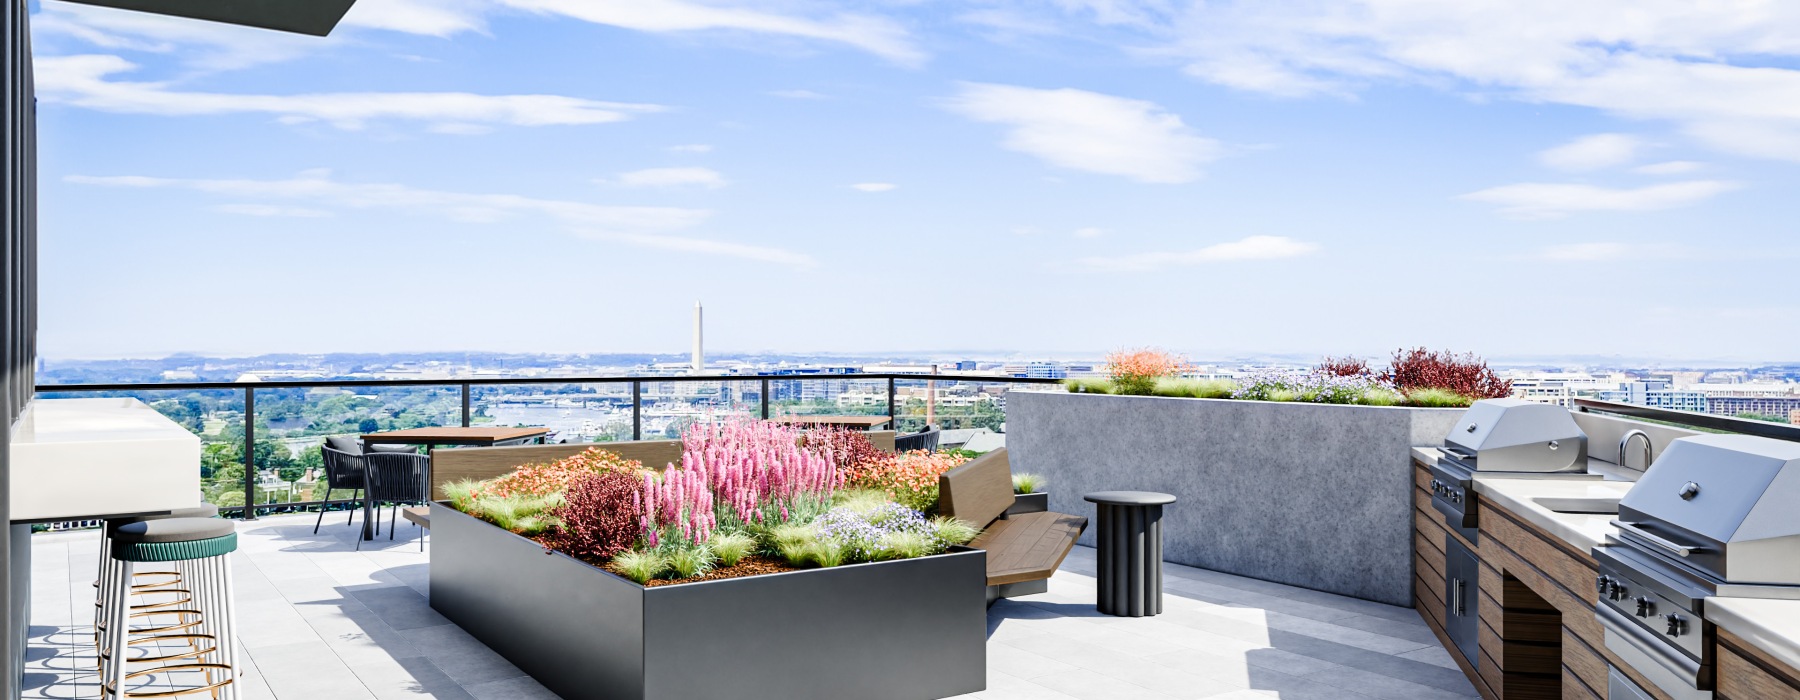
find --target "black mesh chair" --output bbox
[314,446,367,535]
[360,451,430,551]
[895,425,941,453]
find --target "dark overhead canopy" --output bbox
[55,0,358,36]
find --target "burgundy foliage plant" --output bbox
[548,471,645,561]
[806,427,885,473]
[1383,348,1512,399]
[1316,356,1372,377]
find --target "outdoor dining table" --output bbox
[360,426,551,451]
[765,415,891,430]
[353,427,550,540]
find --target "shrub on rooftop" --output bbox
[1105,348,1188,395]
[1384,347,1511,399]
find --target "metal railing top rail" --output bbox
[30,371,1066,521]
[33,371,1066,393]
[1573,398,1800,443]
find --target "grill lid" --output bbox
[1444,398,1587,472]
[1619,434,1800,584]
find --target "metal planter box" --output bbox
[430,504,988,700]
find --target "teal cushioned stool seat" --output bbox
[111,518,237,562]
[97,516,241,699]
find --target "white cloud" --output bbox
[496,0,925,66]
[1094,2,1800,163]
[62,171,811,267]
[668,144,714,153]
[36,55,664,131]
[1634,160,1705,175]
[210,203,332,218]
[1538,134,1642,171]
[1458,180,1741,219]
[1073,227,1108,238]
[31,2,329,71]
[339,0,489,36]
[612,167,728,188]
[850,182,897,192]
[1533,242,1688,262]
[1076,235,1318,272]
[581,231,816,267]
[769,89,828,100]
[942,82,1220,183]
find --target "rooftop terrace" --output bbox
[24,513,1474,700]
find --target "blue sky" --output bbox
[28,1,1800,362]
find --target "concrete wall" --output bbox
[1008,391,1463,606]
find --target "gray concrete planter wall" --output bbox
[1007,391,1462,606]
[430,505,988,700]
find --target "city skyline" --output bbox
[29,2,1800,360]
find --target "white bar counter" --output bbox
[9,398,201,522]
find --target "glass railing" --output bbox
[35,372,1064,519]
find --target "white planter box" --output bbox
[10,398,202,522]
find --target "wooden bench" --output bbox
[401,505,430,529]
[938,448,1087,603]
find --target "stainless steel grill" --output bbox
[1430,399,1591,541]
[1596,434,1800,700]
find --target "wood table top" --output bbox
[766,415,892,428]
[362,426,551,446]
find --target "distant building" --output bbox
[1511,378,1574,407]
[1709,396,1800,419]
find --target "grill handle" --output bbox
[1612,520,1703,558]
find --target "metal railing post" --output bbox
[631,381,642,441]
[887,377,896,426]
[760,378,771,419]
[242,387,257,521]
[460,383,471,427]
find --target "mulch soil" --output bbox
[642,555,797,587]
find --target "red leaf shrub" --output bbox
[805,427,884,472]
[1383,348,1512,399]
[1316,356,1372,377]
[548,471,644,561]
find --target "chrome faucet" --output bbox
[1619,429,1654,469]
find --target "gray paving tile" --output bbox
[351,584,451,631]
[27,513,1467,700]
[403,624,526,687]
[349,655,476,700]
[248,640,379,700]
[463,674,562,700]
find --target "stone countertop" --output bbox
[1707,598,1800,672]
[1414,446,1634,553]
[1414,446,1800,676]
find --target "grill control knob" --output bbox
[1596,575,1613,595]
[1608,580,1626,600]
[1635,597,1655,617]
[1664,614,1686,637]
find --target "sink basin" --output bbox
[1532,496,1621,515]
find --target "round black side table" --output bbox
[1083,491,1177,617]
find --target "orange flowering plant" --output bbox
[841,450,971,513]
[470,447,647,499]
[1105,348,1189,395]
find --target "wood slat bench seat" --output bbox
[401,505,430,529]
[969,511,1088,586]
[939,448,1087,599]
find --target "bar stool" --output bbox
[99,517,240,700]
[94,505,220,662]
